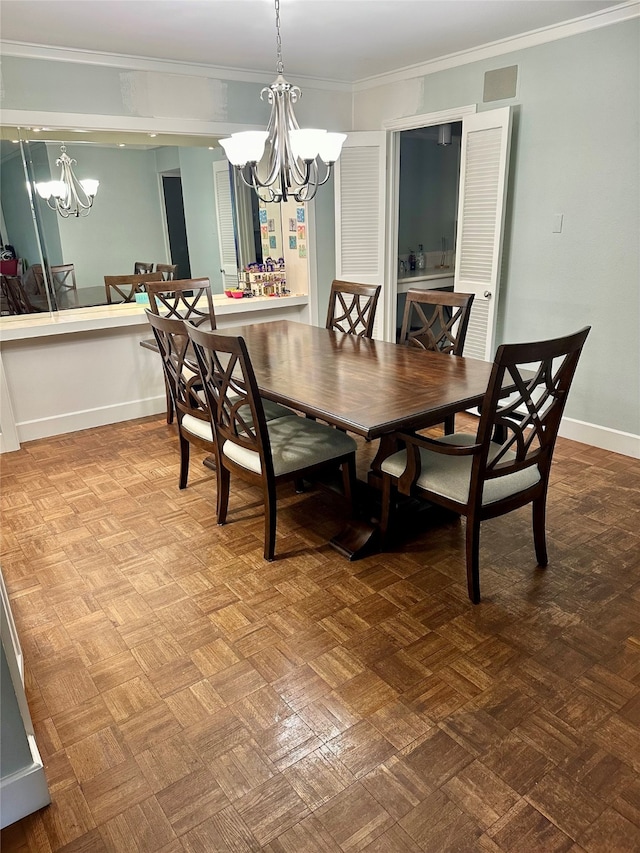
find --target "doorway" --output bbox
[396,122,462,339]
[162,175,191,279]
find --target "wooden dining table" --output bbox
[213,319,497,558]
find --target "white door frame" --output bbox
[381,105,477,342]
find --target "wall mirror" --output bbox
[0,126,307,315]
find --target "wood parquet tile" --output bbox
[2,413,640,851]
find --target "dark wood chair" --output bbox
[1,274,42,314]
[134,261,154,275]
[145,278,216,424]
[326,280,381,338]
[399,288,475,433]
[379,326,591,603]
[104,271,163,304]
[187,325,358,561]
[155,263,178,281]
[145,312,218,491]
[146,277,215,327]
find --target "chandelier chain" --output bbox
[274,0,284,75]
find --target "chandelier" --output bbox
[219,0,346,204]
[35,144,99,218]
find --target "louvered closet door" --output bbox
[334,132,387,340]
[454,107,512,361]
[212,160,239,287]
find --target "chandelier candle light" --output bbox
[219,0,346,203]
[35,144,99,218]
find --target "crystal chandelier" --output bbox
[219,0,346,204]
[35,144,99,218]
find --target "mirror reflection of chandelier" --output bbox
[219,0,346,204]
[35,144,99,218]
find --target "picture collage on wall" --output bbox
[296,207,306,258]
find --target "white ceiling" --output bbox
[0,0,625,84]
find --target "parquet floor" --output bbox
[1,414,639,852]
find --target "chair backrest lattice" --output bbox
[50,264,77,294]
[145,311,210,429]
[474,328,591,492]
[156,263,178,281]
[189,329,272,473]
[1,274,41,314]
[326,280,381,338]
[104,271,163,304]
[134,261,154,275]
[146,278,215,328]
[400,289,475,356]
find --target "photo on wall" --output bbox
[296,207,305,223]
[298,243,307,258]
[289,236,297,249]
[289,218,296,232]
[269,235,277,248]
[297,225,306,240]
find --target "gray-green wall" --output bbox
[354,20,640,436]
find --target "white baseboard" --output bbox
[559,417,640,459]
[5,399,639,459]
[13,396,166,447]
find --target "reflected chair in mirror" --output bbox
[146,277,216,424]
[50,264,78,305]
[188,326,358,561]
[1,274,42,314]
[326,280,382,338]
[104,271,163,304]
[146,312,217,490]
[30,264,47,296]
[379,326,591,604]
[156,263,178,281]
[399,289,475,433]
[134,261,154,275]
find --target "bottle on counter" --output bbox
[408,248,416,271]
[416,244,425,270]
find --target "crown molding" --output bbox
[0,109,255,139]
[353,0,640,92]
[0,2,636,96]
[0,41,352,93]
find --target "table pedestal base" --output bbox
[329,519,380,560]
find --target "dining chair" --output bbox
[146,277,215,327]
[146,311,217,490]
[1,274,42,314]
[146,278,216,424]
[30,264,47,296]
[379,326,591,603]
[155,263,178,281]
[325,280,382,338]
[187,325,358,561]
[50,263,78,298]
[134,261,154,275]
[399,288,475,433]
[104,271,163,304]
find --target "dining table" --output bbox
[212,319,497,558]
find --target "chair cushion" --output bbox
[222,415,356,476]
[380,433,541,506]
[182,414,213,443]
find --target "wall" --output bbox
[0,18,637,450]
[398,132,461,256]
[0,147,49,269]
[354,19,640,441]
[178,146,225,289]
